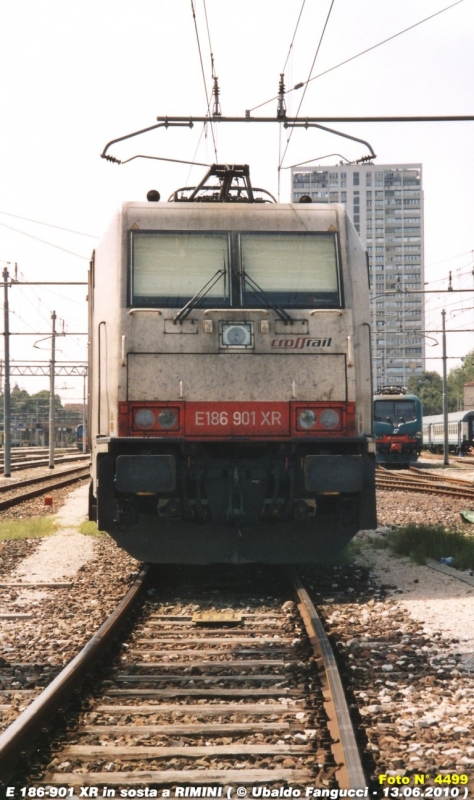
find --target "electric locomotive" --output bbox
[374,387,423,466]
[88,165,376,563]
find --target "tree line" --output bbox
[0,386,70,424]
[406,348,474,415]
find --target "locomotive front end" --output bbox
[374,389,423,467]
[89,169,376,563]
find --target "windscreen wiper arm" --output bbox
[173,268,226,324]
[242,272,293,323]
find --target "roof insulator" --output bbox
[277,74,287,120]
[212,77,222,117]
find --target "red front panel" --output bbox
[118,401,356,439]
[185,402,289,437]
[377,434,418,445]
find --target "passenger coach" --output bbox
[423,410,474,453]
[88,165,376,563]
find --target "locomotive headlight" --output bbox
[297,409,317,429]
[221,322,252,348]
[134,409,155,429]
[319,409,341,430]
[157,409,179,429]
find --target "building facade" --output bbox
[291,163,424,390]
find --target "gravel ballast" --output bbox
[0,483,140,731]
[0,470,473,780]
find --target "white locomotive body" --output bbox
[88,167,376,563]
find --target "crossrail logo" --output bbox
[270,337,332,349]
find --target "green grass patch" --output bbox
[79,520,107,537]
[368,536,390,550]
[383,523,474,569]
[0,517,56,541]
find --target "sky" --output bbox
[1,0,474,404]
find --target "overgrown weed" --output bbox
[382,523,474,569]
[79,520,106,537]
[369,536,390,550]
[0,517,56,541]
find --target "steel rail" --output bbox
[0,464,90,495]
[421,451,474,464]
[0,565,150,785]
[1,447,78,455]
[0,454,90,472]
[0,468,90,511]
[408,466,474,486]
[378,465,474,486]
[290,569,366,790]
[376,476,474,499]
[377,465,474,489]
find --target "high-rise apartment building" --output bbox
[291,163,424,389]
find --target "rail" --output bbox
[0,567,366,791]
[0,466,90,510]
[0,566,150,784]
[290,569,367,789]
[376,466,474,499]
[0,453,89,472]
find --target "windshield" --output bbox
[130,231,340,309]
[240,233,340,308]
[374,400,417,424]
[131,232,229,307]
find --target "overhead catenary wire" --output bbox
[16,286,52,329]
[15,273,86,360]
[250,0,465,114]
[183,81,219,186]
[2,264,88,381]
[0,301,47,334]
[35,286,88,307]
[189,0,218,163]
[425,266,474,285]
[281,0,307,76]
[277,0,307,199]
[279,0,336,169]
[0,221,90,260]
[0,211,99,239]
[17,268,58,328]
[425,248,474,269]
[202,0,217,80]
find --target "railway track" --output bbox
[0,452,89,473]
[0,447,78,458]
[421,451,474,466]
[0,464,90,510]
[0,566,367,793]
[376,465,474,499]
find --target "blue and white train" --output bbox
[422,410,474,453]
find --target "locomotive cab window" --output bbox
[131,232,230,308]
[374,400,417,424]
[130,230,340,309]
[240,233,340,308]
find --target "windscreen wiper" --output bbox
[242,271,293,323]
[173,267,226,324]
